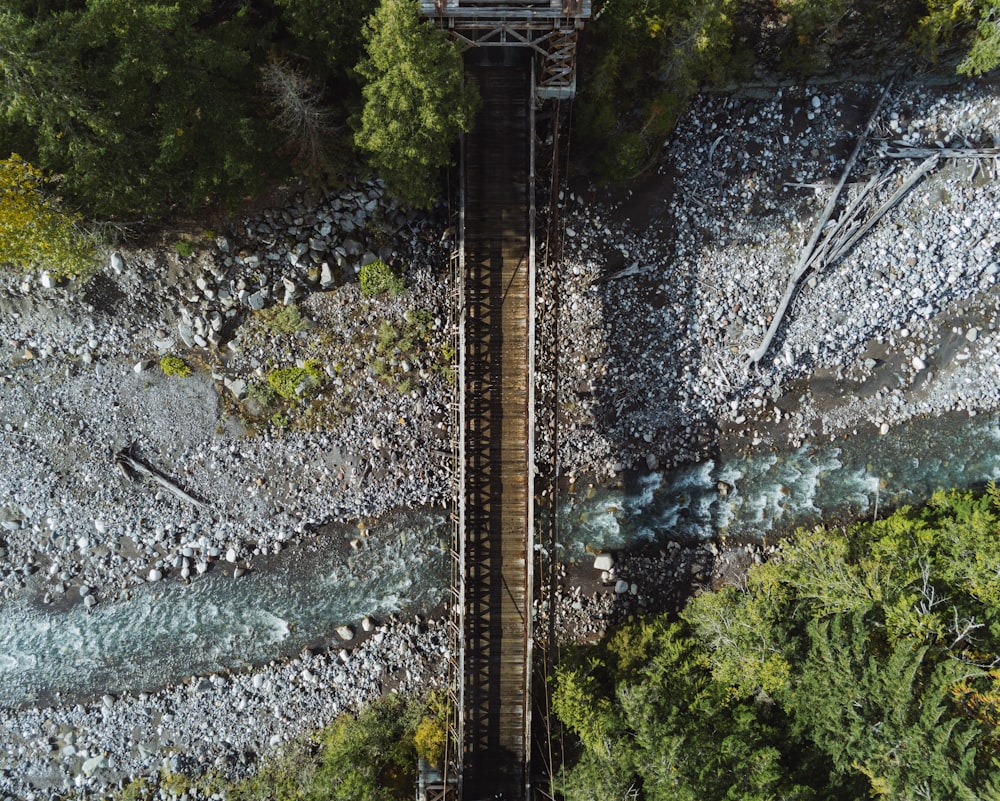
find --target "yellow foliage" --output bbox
[413,715,447,767]
[0,154,97,279]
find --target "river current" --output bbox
[3,413,999,708]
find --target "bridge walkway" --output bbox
[458,50,534,801]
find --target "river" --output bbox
[2,412,998,708]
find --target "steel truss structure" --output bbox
[421,1,590,101]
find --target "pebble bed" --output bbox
[540,77,1000,480]
[1,75,999,798]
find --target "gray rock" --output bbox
[177,321,195,348]
[248,291,265,310]
[320,261,335,289]
[224,377,247,400]
[81,754,108,777]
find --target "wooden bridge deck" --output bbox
[458,51,534,801]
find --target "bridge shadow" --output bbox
[562,169,724,495]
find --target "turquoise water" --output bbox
[3,413,999,707]
[0,512,449,708]
[558,413,1000,557]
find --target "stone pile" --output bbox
[0,179,454,606]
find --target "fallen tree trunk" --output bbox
[116,446,209,510]
[747,84,894,365]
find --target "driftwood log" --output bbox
[747,83,895,366]
[116,445,208,510]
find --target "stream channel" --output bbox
[3,411,999,708]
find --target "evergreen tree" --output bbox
[555,488,1000,799]
[354,0,478,208]
[0,0,276,219]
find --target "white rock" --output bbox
[336,624,355,641]
[912,355,926,371]
[148,568,163,582]
[320,261,335,288]
[224,377,247,400]
[614,579,629,594]
[361,616,374,632]
[225,547,238,563]
[109,252,125,274]
[966,327,979,342]
[593,553,615,572]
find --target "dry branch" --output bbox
[116,446,208,510]
[747,83,894,365]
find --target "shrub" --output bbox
[174,239,195,259]
[0,154,97,280]
[159,354,192,377]
[359,258,405,296]
[267,360,325,399]
[257,303,310,335]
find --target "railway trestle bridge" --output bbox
[417,3,591,800]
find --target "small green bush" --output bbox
[174,239,195,258]
[359,259,405,296]
[267,360,325,399]
[160,354,192,377]
[257,303,310,335]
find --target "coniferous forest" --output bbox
[554,488,1000,800]
[2,0,998,227]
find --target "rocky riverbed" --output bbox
[541,75,1000,481]
[2,73,999,798]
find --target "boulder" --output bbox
[592,553,615,572]
[81,754,108,777]
[336,624,355,642]
[320,261,335,289]
[224,377,247,400]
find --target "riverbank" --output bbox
[542,74,1000,481]
[1,73,998,798]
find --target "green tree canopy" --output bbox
[354,0,479,208]
[575,0,737,180]
[554,487,1000,800]
[916,0,1000,74]
[0,0,277,219]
